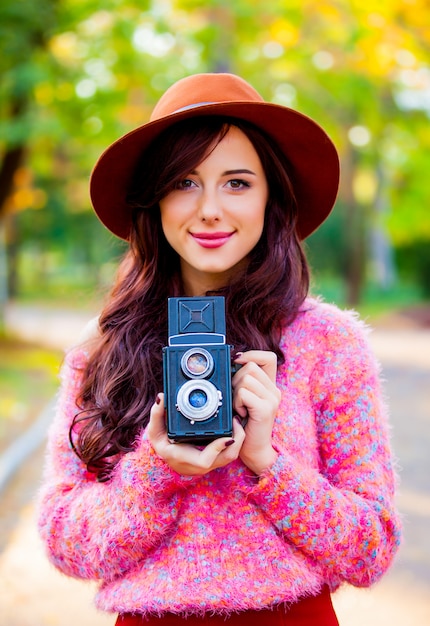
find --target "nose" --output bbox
[197,188,222,222]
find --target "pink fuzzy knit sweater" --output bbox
[37,299,401,617]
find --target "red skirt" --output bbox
[115,586,339,626]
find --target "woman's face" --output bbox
[159,126,268,296]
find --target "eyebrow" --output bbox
[191,168,257,176]
[223,169,257,176]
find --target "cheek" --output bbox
[159,205,191,258]
[160,201,179,236]
[159,216,178,252]
[160,219,179,249]
[248,200,266,236]
[160,195,192,230]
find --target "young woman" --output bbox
[37,73,401,625]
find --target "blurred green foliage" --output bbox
[1,0,430,308]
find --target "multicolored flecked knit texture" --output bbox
[37,299,401,617]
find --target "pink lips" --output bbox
[191,232,234,248]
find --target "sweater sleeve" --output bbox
[37,347,199,582]
[244,308,402,588]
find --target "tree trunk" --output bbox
[0,96,27,217]
[5,214,19,298]
[340,145,366,307]
[0,146,26,217]
[0,97,28,306]
[0,222,8,332]
[370,163,396,290]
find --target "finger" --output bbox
[195,425,243,466]
[235,369,274,398]
[233,364,279,403]
[199,437,236,465]
[147,393,167,441]
[232,415,246,441]
[234,386,279,418]
[234,350,278,382]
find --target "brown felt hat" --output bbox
[90,73,339,240]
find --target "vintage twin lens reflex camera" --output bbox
[163,296,234,444]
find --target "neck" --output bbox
[180,259,249,297]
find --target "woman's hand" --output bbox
[147,393,246,476]
[232,351,280,475]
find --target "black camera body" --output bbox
[163,296,233,444]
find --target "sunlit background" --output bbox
[1,0,430,310]
[0,1,429,625]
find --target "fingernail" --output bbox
[234,415,247,427]
[234,352,243,359]
[225,439,235,447]
[155,394,161,405]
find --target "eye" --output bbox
[227,179,251,190]
[175,178,196,190]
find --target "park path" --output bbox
[0,302,429,626]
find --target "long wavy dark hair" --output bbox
[70,116,310,481]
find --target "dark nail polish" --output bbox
[156,394,161,405]
[225,439,235,447]
[234,415,248,427]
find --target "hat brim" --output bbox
[90,101,339,240]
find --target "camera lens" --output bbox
[176,379,222,422]
[188,389,207,408]
[181,348,214,378]
[187,354,208,376]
